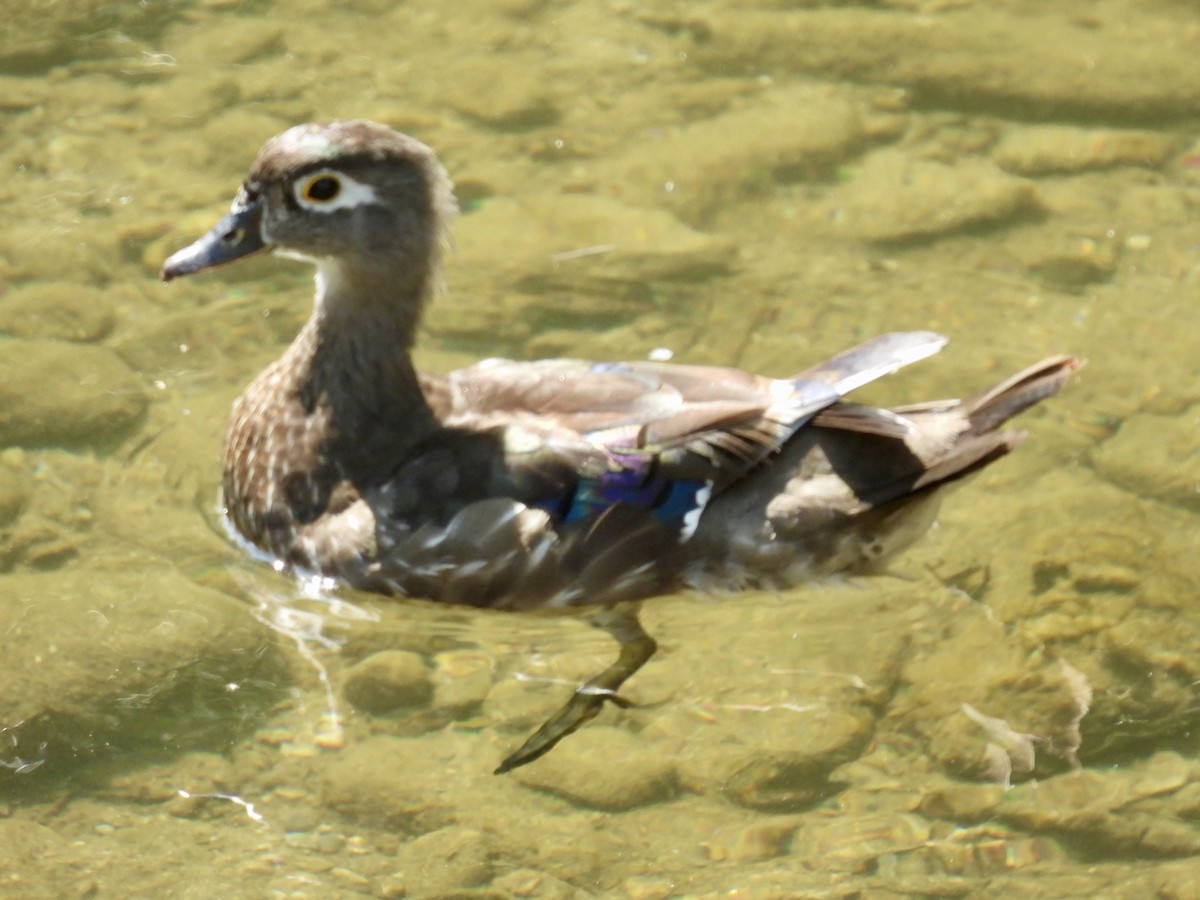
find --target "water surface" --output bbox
[2,0,1199,896]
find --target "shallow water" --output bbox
[3,0,1200,896]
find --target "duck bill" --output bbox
[160,194,267,281]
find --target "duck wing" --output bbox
[435,331,947,527]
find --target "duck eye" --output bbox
[300,174,341,203]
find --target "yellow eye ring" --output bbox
[300,173,341,203]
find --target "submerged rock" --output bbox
[342,649,434,714]
[1090,408,1200,514]
[824,151,1037,244]
[692,6,1200,121]
[993,126,1178,176]
[605,84,872,221]
[383,826,494,896]
[996,753,1200,857]
[0,568,285,785]
[512,726,678,810]
[0,282,116,343]
[0,338,147,449]
[319,734,457,832]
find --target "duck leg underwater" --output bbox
[495,604,655,775]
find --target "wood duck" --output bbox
[161,120,1078,773]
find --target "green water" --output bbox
[2,0,1200,896]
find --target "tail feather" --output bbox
[689,351,1080,586]
[884,354,1081,496]
[909,430,1022,493]
[791,330,947,394]
[961,355,1081,435]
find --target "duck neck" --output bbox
[300,259,441,483]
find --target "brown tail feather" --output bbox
[909,431,1022,492]
[962,355,1081,435]
[901,355,1081,494]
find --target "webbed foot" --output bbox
[495,604,656,774]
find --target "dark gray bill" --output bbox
[160,196,267,281]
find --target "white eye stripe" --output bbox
[292,170,379,211]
